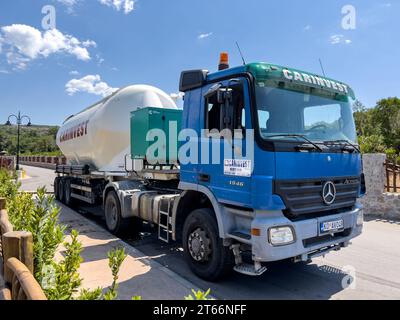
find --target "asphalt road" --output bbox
[20,165,400,300]
[20,165,56,192]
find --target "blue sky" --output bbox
[0,0,398,125]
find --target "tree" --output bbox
[372,97,400,151]
[353,97,400,159]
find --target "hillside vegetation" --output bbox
[0,124,62,156]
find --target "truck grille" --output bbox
[274,177,360,219]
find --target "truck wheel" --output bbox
[64,179,76,207]
[182,208,234,281]
[59,178,65,204]
[54,177,60,200]
[105,190,135,237]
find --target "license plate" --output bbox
[320,219,344,234]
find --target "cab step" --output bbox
[233,262,267,276]
[230,244,267,276]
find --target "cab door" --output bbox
[198,77,253,208]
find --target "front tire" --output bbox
[182,208,234,281]
[105,190,137,237]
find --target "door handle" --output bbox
[199,174,210,183]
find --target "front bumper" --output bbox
[251,204,363,262]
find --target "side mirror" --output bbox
[180,70,209,92]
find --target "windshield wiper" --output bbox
[324,140,361,153]
[265,134,323,152]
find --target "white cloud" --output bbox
[82,40,97,48]
[57,0,79,6]
[99,0,136,14]
[96,54,105,65]
[66,74,118,97]
[0,24,96,69]
[69,70,80,75]
[303,25,312,31]
[57,0,136,14]
[56,0,81,13]
[329,34,352,45]
[198,32,213,40]
[5,51,30,70]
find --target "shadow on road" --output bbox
[364,215,400,225]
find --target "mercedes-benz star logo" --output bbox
[322,181,336,205]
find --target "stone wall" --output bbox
[360,153,400,219]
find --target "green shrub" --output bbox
[44,230,83,300]
[359,134,387,154]
[46,233,128,300]
[185,289,213,300]
[386,148,399,163]
[7,187,66,283]
[3,184,124,300]
[0,169,19,202]
[2,179,128,300]
[78,288,104,300]
[104,247,127,300]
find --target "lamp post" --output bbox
[5,111,32,171]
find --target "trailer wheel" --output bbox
[64,179,76,207]
[105,190,135,237]
[58,178,66,204]
[182,208,234,281]
[54,177,60,200]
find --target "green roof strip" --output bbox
[245,63,355,99]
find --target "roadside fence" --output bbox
[19,156,66,170]
[0,198,47,300]
[0,157,15,171]
[384,160,400,193]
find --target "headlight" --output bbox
[269,226,295,246]
[356,209,364,226]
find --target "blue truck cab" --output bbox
[177,60,364,278]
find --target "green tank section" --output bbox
[130,107,182,164]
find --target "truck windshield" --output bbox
[255,84,357,143]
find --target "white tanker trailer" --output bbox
[57,85,177,172]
